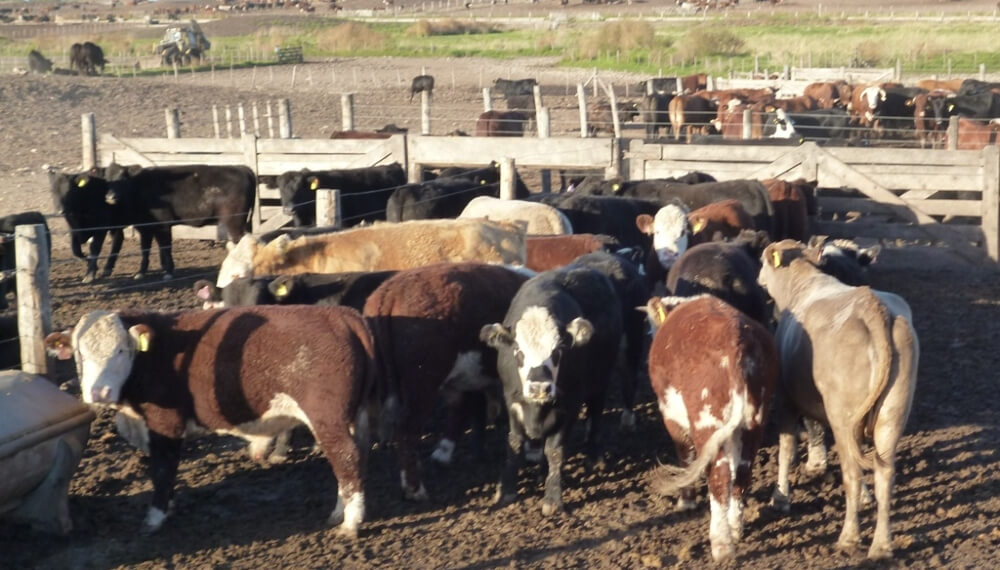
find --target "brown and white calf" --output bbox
[363,262,530,500]
[758,240,919,560]
[635,202,692,289]
[45,306,379,538]
[644,295,777,562]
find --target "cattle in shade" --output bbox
[216,218,526,288]
[459,196,573,236]
[523,234,620,272]
[276,164,406,227]
[482,264,623,515]
[687,199,756,246]
[758,240,919,560]
[385,169,530,223]
[638,93,673,138]
[0,211,50,311]
[643,295,777,562]
[475,110,528,137]
[410,74,435,102]
[763,178,814,241]
[194,271,397,310]
[45,306,380,537]
[364,263,530,500]
[807,236,880,287]
[912,91,950,148]
[48,169,127,283]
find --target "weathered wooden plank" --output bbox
[849,167,982,191]
[981,145,1000,260]
[173,225,223,241]
[408,136,613,169]
[824,146,983,167]
[643,162,771,178]
[659,143,796,163]
[257,137,401,154]
[823,197,982,218]
[131,154,246,166]
[626,139,664,161]
[15,225,51,375]
[102,136,243,153]
[813,220,983,243]
[749,143,809,180]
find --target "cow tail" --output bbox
[368,308,401,445]
[845,289,893,472]
[652,388,746,496]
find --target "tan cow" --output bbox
[458,196,573,236]
[217,219,526,288]
[758,240,918,560]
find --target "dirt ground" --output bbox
[2,21,1000,569]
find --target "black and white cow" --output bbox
[386,165,530,222]
[526,193,662,251]
[276,164,406,227]
[481,265,623,515]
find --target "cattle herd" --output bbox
[0,136,927,564]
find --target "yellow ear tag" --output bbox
[274,283,289,297]
[309,178,320,191]
[612,183,620,191]
[77,177,88,187]
[137,333,150,352]
[655,303,668,324]
[692,219,706,233]
[948,104,955,112]
[771,250,782,268]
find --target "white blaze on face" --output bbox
[216,234,259,288]
[862,87,883,122]
[514,306,563,401]
[73,310,136,404]
[651,204,690,269]
[768,108,797,139]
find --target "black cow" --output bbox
[527,193,661,251]
[807,236,880,286]
[763,108,852,141]
[106,165,256,279]
[386,164,530,222]
[27,50,53,74]
[636,77,679,96]
[194,271,397,310]
[410,74,435,102]
[0,212,50,311]
[665,230,772,326]
[48,170,126,283]
[638,93,673,138]
[276,164,406,227]
[69,41,106,75]
[493,77,538,99]
[481,264,623,515]
[957,78,1000,97]
[933,91,1000,122]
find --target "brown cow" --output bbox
[912,91,951,148]
[957,117,1000,149]
[644,295,778,562]
[45,306,378,537]
[669,94,719,141]
[475,110,527,137]
[916,78,963,93]
[763,178,813,241]
[687,199,755,245]
[712,100,766,140]
[364,262,529,500]
[803,81,851,109]
[587,101,639,136]
[524,233,619,272]
[766,95,818,113]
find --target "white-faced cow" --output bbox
[481,264,623,515]
[758,240,919,560]
[45,306,379,538]
[644,295,777,562]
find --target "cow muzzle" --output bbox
[87,384,117,404]
[525,381,554,403]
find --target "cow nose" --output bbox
[526,381,553,402]
[90,385,113,403]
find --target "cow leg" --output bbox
[135,230,154,280]
[770,407,798,513]
[494,410,525,506]
[619,328,644,432]
[540,430,566,516]
[100,229,125,278]
[731,426,763,544]
[154,228,175,280]
[313,420,365,538]
[143,432,183,534]
[803,417,828,475]
[834,436,863,552]
[82,230,107,284]
[707,445,737,562]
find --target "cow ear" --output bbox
[308,176,320,191]
[76,176,89,188]
[129,325,153,353]
[268,276,294,300]
[44,331,74,360]
[857,245,881,266]
[640,297,670,329]
[566,317,593,347]
[689,215,706,234]
[769,246,795,268]
[480,323,513,349]
[635,214,655,235]
[272,234,293,256]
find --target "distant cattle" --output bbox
[45,306,379,537]
[482,264,623,515]
[637,93,673,138]
[668,94,719,140]
[759,239,919,560]
[475,110,527,137]
[956,117,1000,150]
[586,101,639,136]
[0,211,50,311]
[195,271,397,310]
[27,49,53,74]
[644,295,777,562]
[912,91,950,148]
[459,196,573,236]
[365,263,529,500]
[493,77,538,99]
[523,233,619,272]
[803,80,851,109]
[276,164,406,227]
[410,74,435,102]
[636,76,680,96]
[216,218,526,288]
[765,108,852,142]
[69,41,106,75]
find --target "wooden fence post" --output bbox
[252,102,261,137]
[538,108,552,193]
[225,105,233,139]
[81,113,97,170]
[165,108,181,139]
[577,84,588,138]
[241,134,262,230]
[279,98,292,138]
[421,90,432,135]
[675,76,684,94]
[742,108,753,140]
[980,63,987,81]
[982,145,1000,261]
[266,100,275,139]
[482,87,492,112]
[499,158,516,201]
[316,189,342,228]
[532,84,544,117]
[238,103,247,135]
[15,225,51,376]
[947,115,959,150]
[341,93,355,131]
[606,84,622,139]
[212,105,221,138]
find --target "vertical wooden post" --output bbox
[706,74,715,91]
[212,105,221,138]
[675,76,684,94]
[538,108,552,193]
[252,101,261,137]
[482,88,492,112]
[225,105,233,139]
[165,108,181,139]
[982,145,1000,261]
[532,84,544,116]
[947,115,959,150]
[341,93,355,131]
[81,113,97,171]
[266,100,275,139]
[742,108,753,140]
[895,58,902,81]
[238,103,247,135]
[980,63,987,81]
[607,85,622,139]
[577,84,588,138]
[499,158,516,201]
[421,90,432,135]
[316,189,342,228]
[241,134,261,230]
[15,225,51,376]
[279,98,292,139]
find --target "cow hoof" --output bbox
[769,492,790,514]
[162,273,174,281]
[523,443,543,464]
[430,439,456,465]
[619,410,637,432]
[335,524,359,540]
[710,542,736,563]
[81,273,96,284]
[540,499,563,517]
[141,507,168,535]
[867,542,893,561]
[837,535,861,553]
[402,484,429,502]
[132,272,146,281]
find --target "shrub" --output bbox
[405,19,497,37]
[315,22,387,52]
[576,21,660,60]
[676,27,744,61]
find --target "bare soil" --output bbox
[1,45,1000,569]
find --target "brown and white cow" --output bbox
[803,81,851,110]
[912,91,951,148]
[957,117,1000,150]
[459,196,573,236]
[44,306,379,537]
[643,295,777,562]
[758,240,919,560]
[363,262,530,500]
[216,218,526,288]
[636,202,692,288]
[669,94,719,141]
[523,233,619,272]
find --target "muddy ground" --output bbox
[1,45,1000,569]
